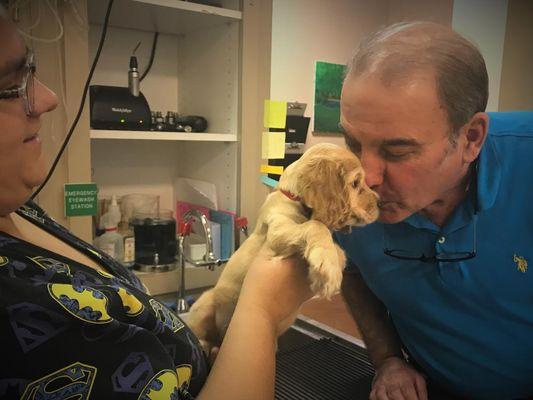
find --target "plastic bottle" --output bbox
[95,213,124,262]
[118,220,135,269]
[108,195,135,268]
[108,195,122,227]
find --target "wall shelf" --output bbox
[88,0,242,36]
[90,129,238,142]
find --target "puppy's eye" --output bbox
[352,179,360,189]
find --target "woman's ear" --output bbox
[301,158,350,229]
[461,112,489,163]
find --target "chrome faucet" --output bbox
[176,209,227,313]
[182,209,224,269]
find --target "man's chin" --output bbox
[377,207,411,224]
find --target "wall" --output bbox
[498,0,533,111]
[451,0,509,112]
[270,0,388,149]
[270,0,455,150]
[387,0,453,24]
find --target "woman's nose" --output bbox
[31,78,58,116]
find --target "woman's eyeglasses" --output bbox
[0,52,36,116]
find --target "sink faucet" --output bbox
[176,209,227,313]
[182,209,227,269]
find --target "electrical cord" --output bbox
[140,31,159,82]
[31,0,115,200]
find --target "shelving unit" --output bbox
[90,129,238,142]
[88,0,240,217]
[88,0,242,35]
[87,0,243,292]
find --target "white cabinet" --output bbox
[87,0,241,214]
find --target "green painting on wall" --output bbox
[313,61,346,135]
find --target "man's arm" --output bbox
[341,268,403,367]
[341,266,428,400]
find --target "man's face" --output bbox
[340,72,469,224]
[0,18,58,215]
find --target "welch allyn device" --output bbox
[89,56,151,131]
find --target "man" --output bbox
[335,22,533,400]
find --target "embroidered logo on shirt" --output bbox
[513,254,528,273]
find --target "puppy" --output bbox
[186,143,379,355]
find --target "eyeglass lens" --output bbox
[25,68,35,115]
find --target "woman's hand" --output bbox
[239,255,314,336]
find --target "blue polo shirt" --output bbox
[335,112,533,399]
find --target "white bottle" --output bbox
[108,195,122,227]
[95,214,124,262]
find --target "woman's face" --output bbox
[0,19,58,216]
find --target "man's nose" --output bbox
[31,78,58,116]
[361,152,384,189]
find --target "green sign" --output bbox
[64,183,98,217]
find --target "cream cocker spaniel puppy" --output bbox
[187,143,379,354]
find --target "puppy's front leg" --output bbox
[266,215,345,299]
[265,214,309,257]
[300,220,345,299]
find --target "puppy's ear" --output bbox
[300,158,352,229]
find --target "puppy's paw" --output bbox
[306,247,343,299]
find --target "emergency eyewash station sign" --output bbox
[64,183,98,217]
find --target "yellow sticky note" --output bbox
[262,132,286,159]
[260,164,284,175]
[264,100,287,129]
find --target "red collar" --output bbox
[280,189,301,202]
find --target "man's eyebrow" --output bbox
[0,47,28,79]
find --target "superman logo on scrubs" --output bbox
[20,362,96,400]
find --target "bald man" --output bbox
[335,22,533,400]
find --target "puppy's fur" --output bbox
[186,143,379,354]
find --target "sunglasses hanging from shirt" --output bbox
[383,160,479,263]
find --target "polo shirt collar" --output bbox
[477,134,501,212]
[402,134,501,232]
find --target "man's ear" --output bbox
[461,112,489,163]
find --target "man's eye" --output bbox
[381,149,412,161]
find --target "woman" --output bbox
[0,15,312,400]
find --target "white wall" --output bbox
[271,0,510,145]
[270,0,456,149]
[452,0,509,112]
[270,0,388,149]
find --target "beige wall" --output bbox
[499,0,533,110]
[387,0,453,25]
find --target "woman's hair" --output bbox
[346,21,489,142]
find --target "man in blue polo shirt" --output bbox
[334,22,533,400]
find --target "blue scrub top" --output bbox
[335,112,533,399]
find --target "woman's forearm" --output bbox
[196,301,278,400]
